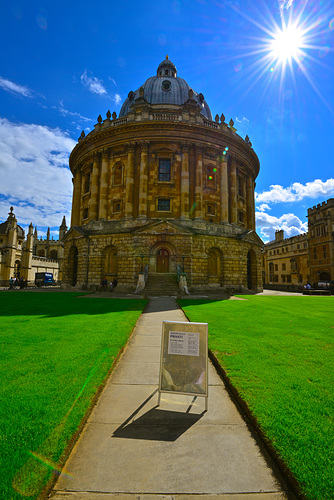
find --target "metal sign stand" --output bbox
[158,320,208,411]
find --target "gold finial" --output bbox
[166,55,169,60]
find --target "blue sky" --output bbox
[0,0,333,242]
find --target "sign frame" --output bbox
[158,320,208,410]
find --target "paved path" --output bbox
[50,298,291,500]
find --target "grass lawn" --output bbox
[179,295,334,500]
[0,291,147,500]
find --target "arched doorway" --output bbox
[68,246,78,286]
[207,248,223,285]
[319,271,330,280]
[14,260,21,279]
[156,248,169,273]
[102,246,118,279]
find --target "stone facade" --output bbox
[308,198,334,283]
[0,207,66,286]
[263,198,334,290]
[263,230,309,290]
[63,57,263,293]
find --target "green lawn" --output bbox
[0,292,147,500]
[179,295,334,500]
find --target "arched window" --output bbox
[38,249,45,257]
[206,164,216,189]
[113,163,123,185]
[68,246,78,286]
[158,159,171,182]
[50,250,58,260]
[84,172,91,193]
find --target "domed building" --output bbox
[63,57,263,293]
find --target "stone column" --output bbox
[99,150,109,219]
[138,142,149,219]
[125,143,135,219]
[194,145,203,219]
[180,143,190,218]
[71,169,82,226]
[220,154,229,222]
[246,175,254,230]
[253,181,256,230]
[5,212,18,281]
[229,158,237,224]
[90,153,100,220]
[21,223,33,279]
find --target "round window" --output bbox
[162,80,171,91]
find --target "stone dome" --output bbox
[119,56,212,120]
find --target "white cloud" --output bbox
[80,70,107,95]
[279,0,294,15]
[235,116,249,123]
[0,118,75,233]
[256,210,307,242]
[114,93,122,105]
[256,178,334,204]
[54,100,92,122]
[258,203,271,212]
[0,77,32,97]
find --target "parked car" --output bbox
[35,272,54,287]
[317,281,334,294]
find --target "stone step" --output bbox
[145,274,179,295]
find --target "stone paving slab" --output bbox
[53,421,280,495]
[51,297,291,500]
[50,493,288,499]
[87,385,242,426]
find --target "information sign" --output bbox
[158,321,208,406]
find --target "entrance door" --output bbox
[156,249,169,273]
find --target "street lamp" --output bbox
[181,255,185,273]
[140,254,144,272]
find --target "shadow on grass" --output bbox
[0,291,147,318]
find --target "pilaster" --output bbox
[180,143,190,219]
[220,155,229,222]
[246,175,254,230]
[90,153,100,220]
[229,157,237,224]
[71,169,82,226]
[125,143,135,219]
[194,144,203,219]
[99,150,109,219]
[138,142,149,219]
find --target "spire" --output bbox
[59,216,68,240]
[60,216,67,229]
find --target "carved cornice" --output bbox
[69,121,260,177]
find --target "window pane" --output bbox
[158,199,170,211]
[159,159,171,181]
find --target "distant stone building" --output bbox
[263,198,334,290]
[263,230,309,290]
[63,57,263,293]
[307,198,334,283]
[0,207,66,286]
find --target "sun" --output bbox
[270,23,304,63]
